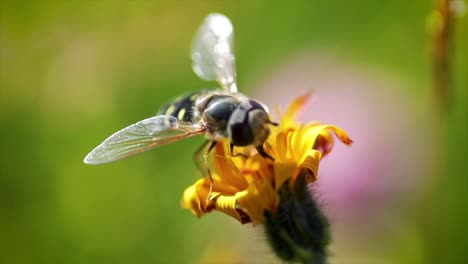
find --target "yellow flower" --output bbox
[181,92,352,224]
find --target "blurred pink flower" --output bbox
[251,52,437,230]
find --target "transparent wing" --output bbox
[83,115,205,165]
[191,13,238,93]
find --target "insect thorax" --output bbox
[200,94,242,140]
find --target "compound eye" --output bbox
[248,108,270,146]
[227,104,253,146]
[227,100,269,147]
[245,99,267,112]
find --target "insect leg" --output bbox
[193,140,217,201]
[206,140,217,153]
[204,141,217,201]
[229,142,248,159]
[256,145,275,161]
[193,140,212,173]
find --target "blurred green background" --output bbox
[1,1,466,263]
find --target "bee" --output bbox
[84,13,276,165]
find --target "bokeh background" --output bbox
[1,1,467,263]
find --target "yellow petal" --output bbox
[273,129,294,161]
[291,125,313,161]
[325,125,353,146]
[181,178,211,217]
[236,177,280,224]
[302,124,352,157]
[213,144,249,192]
[281,91,313,127]
[297,149,322,183]
[214,193,250,224]
[274,162,299,191]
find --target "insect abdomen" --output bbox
[158,91,207,123]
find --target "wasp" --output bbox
[84,13,276,166]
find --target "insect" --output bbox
[83,13,276,165]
